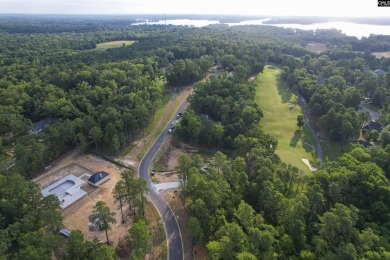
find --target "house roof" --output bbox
[364,121,383,132]
[88,171,109,184]
[358,140,372,148]
[32,120,49,132]
[375,69,385,76]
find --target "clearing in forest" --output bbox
[305,42,328,53]
[254,65,317,172]
[372,51,390,58]
[95,40,136,50]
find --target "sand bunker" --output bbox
[302,158,317,171]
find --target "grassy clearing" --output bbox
[94,40,135,50]
[145,95,171,136]
[120,143,136,157]
[305,43,328,53]
[254,65,316,172]
[138,89,191,160]
[321,141,353,162]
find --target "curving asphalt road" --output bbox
[138,99,189,260]
[359,104,380,121]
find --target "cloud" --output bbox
[0,0,386,16]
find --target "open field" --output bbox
[372,51,390,58]
[95,40,136,50]
[321,140,353,162]
[305,42,328,53]
[254,65,317,172]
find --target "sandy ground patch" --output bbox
[33,152,131,247]
[302,158,317,171]
[154,171,179,183]
[166,147,186,171]
[372,51,390,58]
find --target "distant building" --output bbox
[88,171,110,187]
[375,69,385,76]
[32,120,49,134]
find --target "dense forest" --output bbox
[1,15,390,258]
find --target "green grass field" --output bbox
[254,65,317,172]
[94,40,135,50]
[321,141,353,162]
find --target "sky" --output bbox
[0,0,388,17]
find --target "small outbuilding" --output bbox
[88,171,110,187]
[32,120,49,134]
[59,228,71,238]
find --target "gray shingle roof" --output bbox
[88,171,109,184]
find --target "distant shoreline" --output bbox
[1,13,390,26]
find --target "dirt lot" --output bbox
[34,147,173,259]
[372,51,390,58]
[34,150,131,247]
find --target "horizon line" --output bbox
[0,13,386,19]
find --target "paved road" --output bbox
[359,104,380,121]
[296,93,324,164]
[139,100,189,260]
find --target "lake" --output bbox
[132,18,390,39]
[132,19,220,27]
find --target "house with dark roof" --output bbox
[32,120,49,134]
[88,171,110,187]
[362,121,383,134]
[375,69,385,76]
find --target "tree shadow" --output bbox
[277,77,293,104]
[290,130,302,147]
